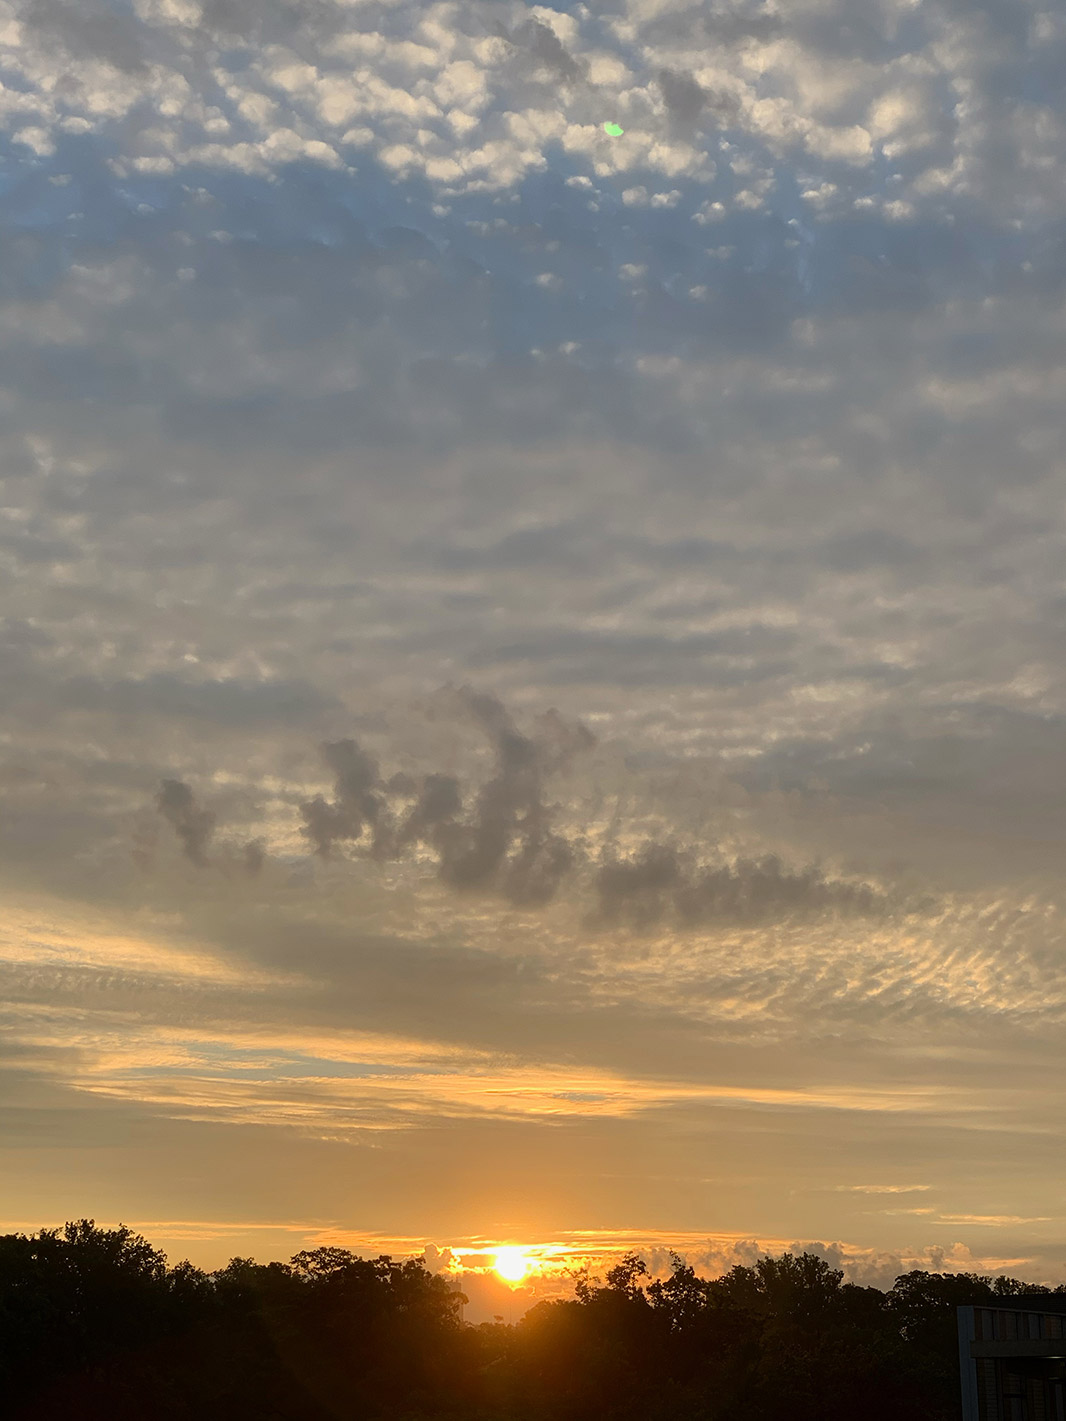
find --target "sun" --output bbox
[494,1246,531,1285]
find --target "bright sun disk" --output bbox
[494,1246,531,1284]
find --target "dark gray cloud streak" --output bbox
[150,691,904,929]
[296,690,593,906]
[595,843,888,930]
[431,690,591,905]
[300,738,384,858]
[155,779,216,868]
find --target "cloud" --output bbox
[59,673,336,728]
[938,1215,1053,1228]
[394,773,463,854]
[422,1241,454,1273]
[510,16,586,85]
[300,739,384,858]
[242,839,266,876]
[294,690,594,907]
[20,0,148,72]
[431,688,586,900]
[180,685,921,932]
[835,1184,932,1195]
[656,68,713,125]
[595,843,888,930]
[0,0,1058,225]
[155,780,217,868]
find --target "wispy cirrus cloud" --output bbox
[834,1184,932,1195]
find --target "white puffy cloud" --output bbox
[0,0,1059,218]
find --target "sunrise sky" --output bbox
[2,0,1066,1321]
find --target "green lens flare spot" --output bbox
[603,122,624,137]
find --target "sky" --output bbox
[2,0,1066,1320]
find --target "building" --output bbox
[958,1296,1066,1420]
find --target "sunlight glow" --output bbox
[494,1246,531,1284]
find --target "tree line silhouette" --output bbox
[0,1219,1054,1418]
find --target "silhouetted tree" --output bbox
[0,1221,1038,1420]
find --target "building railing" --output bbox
[975,1308,1066,1343]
